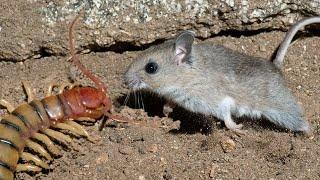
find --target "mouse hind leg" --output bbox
[224,115,245,134]
[216,97,246,134]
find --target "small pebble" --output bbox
[119,146,134,155]
[109,134,123,143]
[296,85,302,90]
[138,147,147,154]
[209,163,219,178]
[95,153,108,164]
[147,144,158,153]
[221,137,236,153]
[259,44,266,52]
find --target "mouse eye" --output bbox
[145,62,158,74]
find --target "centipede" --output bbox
[0,14,121,180]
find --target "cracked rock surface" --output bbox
[1,0,320,61]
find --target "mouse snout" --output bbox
[124,71,142,89]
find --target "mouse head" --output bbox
[125,31,197,95]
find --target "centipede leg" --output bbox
[0,99,15,113]
[32,133,61,156]
[42,129,78,150]
[57,83,78,94]
[47,82,80,96]
[54,122,82,137]
[16,164,42,172]
[76,117,96,122]
[22,81,35,103]
[46,81,58,96]
[47,81,72,95]
[65,121,95,142]
[21,152,49,169]
[25,140,52,161]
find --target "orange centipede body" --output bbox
[0,14,119,180]
[0,86,108,180]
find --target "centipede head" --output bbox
[77,87,106,108]
[75,86,113,130]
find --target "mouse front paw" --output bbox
[163,102,176,117]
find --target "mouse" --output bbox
[124,16,320,134]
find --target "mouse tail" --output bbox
[273,16,320,70]
[262,108,310,134]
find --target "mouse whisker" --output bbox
[137,91,141,109]
[123,93,130,107]
[133,90,138,108]
[140,91,145,111]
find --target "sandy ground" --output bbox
[0,29,319,179]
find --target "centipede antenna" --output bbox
[68,13,108,94]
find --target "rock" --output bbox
[1,1,320,62]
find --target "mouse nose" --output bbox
[124,71,140,88]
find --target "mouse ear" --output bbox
[174,30,195,65]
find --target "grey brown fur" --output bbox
[125,17,320,134]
